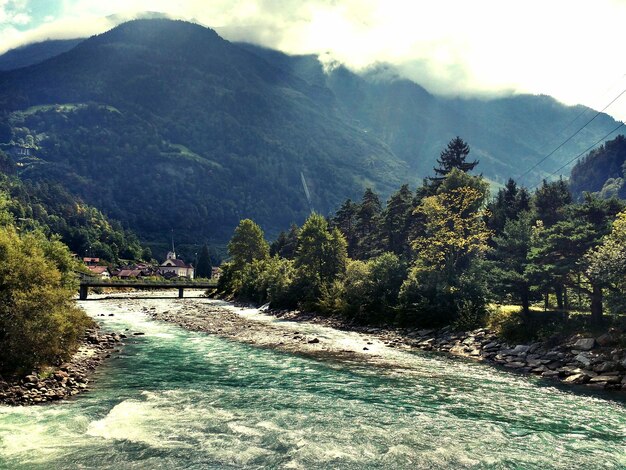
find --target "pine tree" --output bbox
[487,178,531,236]
[354,188,383,259]
[331,199,359,257]
[382,184,414,257]
[196,244,212,278]
[431,137,478,180]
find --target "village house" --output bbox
[86,265,110,279]
[83,257,100,266]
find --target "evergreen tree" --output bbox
[331,199,359,257]
[270,224,300,259]
[490,211,534,315]
[430,137,478,181]
[354,188,383,259]
[382,184,414,257]
[196,244,212,278]
[527,195,623,321]
[532,179,572,227]
[487,178,531,236]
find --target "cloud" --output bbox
[1,0,626,120]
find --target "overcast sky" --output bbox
[2,0,626,121]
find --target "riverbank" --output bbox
[139,292,626,392]
[262,308,626,392]
[0,327,124,406]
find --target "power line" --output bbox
[518,86,626,183]
[530,122,625,190]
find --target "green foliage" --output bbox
[227,219,269,270]
[295,213,347,300]
[319,253,407,323]
[0,224,93,376]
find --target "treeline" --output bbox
[0,190,93,377]
[218,138,626,333]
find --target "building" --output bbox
[86,265,110,279]
[83,257,100,266]
[159,251,194,279]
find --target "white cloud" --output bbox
[1,0,626,120]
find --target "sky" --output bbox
[1,0,626,121]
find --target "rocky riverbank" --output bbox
[262,308,626,392]
[142,294,626,392]
[0,328,124,406]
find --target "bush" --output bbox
[0,227,93,376]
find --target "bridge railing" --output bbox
[79,277,218,287]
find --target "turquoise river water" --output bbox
[0,296,625,469]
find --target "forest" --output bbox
[218,137,626,340]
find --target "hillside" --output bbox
[0,151,144,261]
[0,19,404,243]
[239,44,620,186]
[0,19,622,245]
[569,134,626,199]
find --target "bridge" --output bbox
[78,278,218,300]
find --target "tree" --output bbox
[354,188,383,259]
[412,185,491,274]
[270,224,299,259]
[429,137,478,183]
[587,210,626,314]
[490,211,534,315]
[227,219,269,270]
[527,195,623,321]
[295,213,347,300]
[0,218,93,376]
[486,178,531,236]
[331,199,359,257]
[532,179,572,227]
[400,182,491,326]
[382,184,414,257]
[196,243,212,278]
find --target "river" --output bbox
[0,294,624,469]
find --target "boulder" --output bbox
[563,373,590,384]
[574,354,592,367]
[595,333,616,347]
[573,338,595,351]
[594,361,617,373]
[512,345,530,354]
[589,375,622,384]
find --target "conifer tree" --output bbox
[382,184,414,257]
[354,188,383,259]
[196,244,212,278]
[431,137,478,180]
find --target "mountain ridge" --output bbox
[0,18,622,244]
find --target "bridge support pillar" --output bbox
[178,287,184,298]
[79,285,88,300]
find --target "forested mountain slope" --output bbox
[0,19,404,243]
[569,134,626,199]
[239,43,620,186]
[0,19,621,244]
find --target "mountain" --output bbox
[0,19,404,244]
[238,43,621,186]
[0,39,83,71]
[569,134,626,199]
[0,19,622,245]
